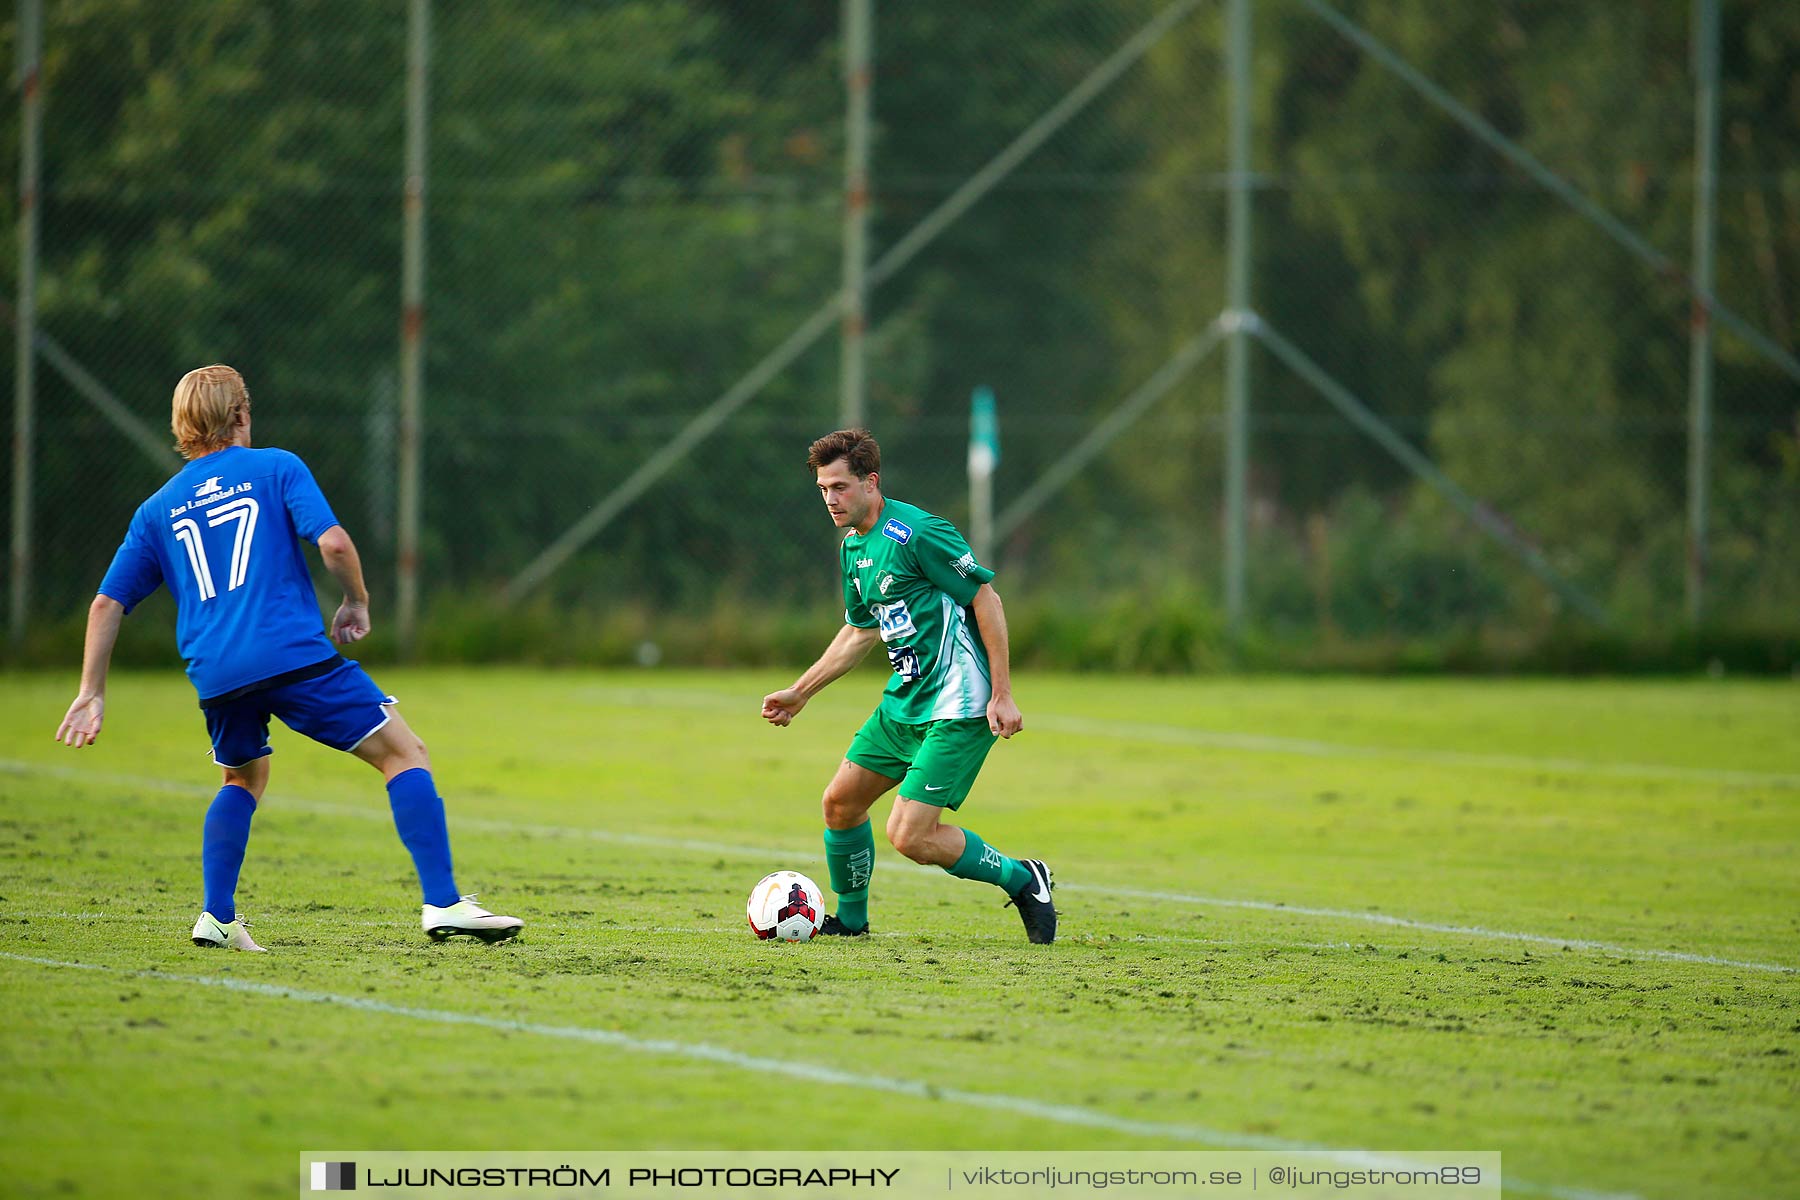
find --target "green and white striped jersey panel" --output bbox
[837,498,996,725]
[928,592,992,721]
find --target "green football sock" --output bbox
[822,821,875,930]
[945,829,1030,895]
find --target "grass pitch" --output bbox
[1,668,1795,1199]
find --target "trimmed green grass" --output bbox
[2,669,1796,1199]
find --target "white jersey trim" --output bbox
[928,594,991,721]
[210,746,273,769]
[345,698,400,753]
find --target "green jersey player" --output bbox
[761,429,1056,943]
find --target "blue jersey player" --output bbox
[54,365,521,950]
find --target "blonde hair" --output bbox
[171,364,251,459]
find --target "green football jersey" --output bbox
[840,498,998,724]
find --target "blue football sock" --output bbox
[201,784,257,921]
[386,768,460,908]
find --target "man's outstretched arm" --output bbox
[55,595,126,747]
[761,623,881,726]
[316,525,372,644]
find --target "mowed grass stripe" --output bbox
[570,684,1800,789]
[4,757,1791,975]
[0,951,1639,1200]
[0,948,1381,1150]
[1028,715,1800,790]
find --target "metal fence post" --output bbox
[397,0,431,655]
[1223,0,1252,635]
[1685,0,1720,626]
[11,0,44,647]
[840,0,873,429]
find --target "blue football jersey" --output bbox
[98,446,343,701]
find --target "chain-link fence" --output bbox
[5,0,1796,665]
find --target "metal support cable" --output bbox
[995,321,1226,544]
[35,332,179,470]
[1252,315,1609,625]
[865,0,1206,292]
[1301,0,1800,385]
[500,299,846,606]
[502,0,1208,604]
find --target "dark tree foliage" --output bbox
[2,1,1793,639]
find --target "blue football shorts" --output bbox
[204,660,397,768]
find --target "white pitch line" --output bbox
[0,949,1384,1153]
[2,758,1793,975]
[0,949,1637,1200]
[8,903,1793,973]
[1061,885,1799,974]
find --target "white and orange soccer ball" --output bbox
[746,870,825,942]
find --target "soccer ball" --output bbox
[747,870,825,942]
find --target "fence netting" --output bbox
[4,0,1795,659]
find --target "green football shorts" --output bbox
[844,708,997,810]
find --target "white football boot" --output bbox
[421,895,523,943]
[191,911,266,952]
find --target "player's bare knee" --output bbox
[821,786,855,829]
[221,770,265,803]
[378,735,429,776]
[888,823,932,864]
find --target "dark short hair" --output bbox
[807,428,880,477]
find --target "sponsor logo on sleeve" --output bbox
[881,518,913,545]
[951,551,978,578]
